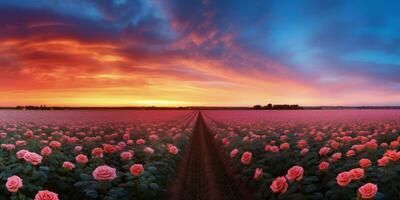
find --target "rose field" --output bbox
[0,110,400,200]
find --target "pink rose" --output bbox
[6,175,23,193]
[378,156,390,166]
[319,161,329,171]
[120,151,133,161]
[74,146,83,152]
[92,165,117,181]
[359,158,372,168]
[240,152,252,165]
[358,183,378,199]
[230,149,239,158]
[349,168,364,180]
[62,161,75,170]
[168,146,179,155]
[319,147,330,156]
[136,139,146,145]
[41,146,52,156]
[300,148,309,156]
[34,190,59,200]
[270,176,288,194]
[91,147,104,158]
[75,154,88,164]
[336,171,352,187]
[253,168,263,180]
[16,150,28,159]
[285,166,304,181]
[130,164,144,176]
[49,141,61,148]
[24,152,43,165]
[144,147,154,155]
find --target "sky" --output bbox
[1,0,400,107]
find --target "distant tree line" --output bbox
[253,104,303,110]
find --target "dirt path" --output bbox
[167,112,253,200]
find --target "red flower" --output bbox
[240,152,252,165]
[319,147,330,156]
[253,168,263,180]
[75,154,88,164]
[230,149,239,158]
[120,151,133,161]
[377,156,390,166]
[336,171,352,187]
[358,183,378,199]
[270,176,288,194]
[285,166,304,181]
[130,164,144,176]
[62,161,75,170]
[349,168,364,180]
[41,146,52,156]
[34,190,59,200]
[319,161,329,171]
[91,147,104,158]
[359,158,372,168]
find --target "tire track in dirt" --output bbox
[167,112,253,200]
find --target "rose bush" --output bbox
[0,110,197,199]
[204,110,400,200]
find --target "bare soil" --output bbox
[167,112,253,200]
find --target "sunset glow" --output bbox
[1,0,400,106]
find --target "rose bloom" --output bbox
[41,146,52,156]
[346,150,356,157]
[336,171,352,187]
[16,149,29,159]
[103,144,115,153]
[1,144,15,151]
[241,152,252,165]
[24,152,43,165]
[319,161,329,171]
[270,176,288,194]
[270,146,280,153]
[349,168,365,180]
[168,146,179,155]
[230,149,239,158]
[62,161,75,170]
[49,141,61,148]
[75,154,89,164]
[92,165,117,181]
[74,145,83,152]
[130,164,144,176]
[286,166,304,181]
[91,147,104,158]
[127,140,134,145]
[359,158,372,168]
[377,156,390,166]
[253,168,263,180]
[120,151,133,161]
[358,183,378,199]
[279,142,290,150]
[136,139,146,145]
[6,175,23,193]
[384,150,399,161]
[34,190,59,200]
[332,152,342,162]
[15,140,27,146]
[319,147,330,156]
[300,148,309,156]
[144,147,154,155]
